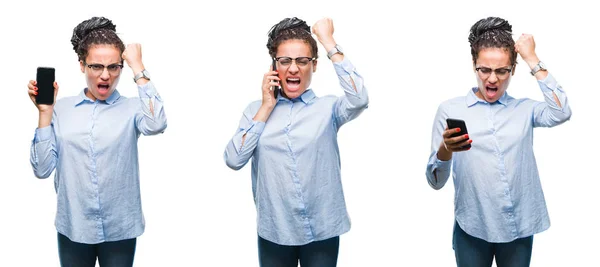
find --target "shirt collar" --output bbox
[75,88,121,106]
[277,89,316,104]
[466,87,508,107]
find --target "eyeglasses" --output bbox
[274,57,316,68]
[475,66,513,79]
[84,62,124,76]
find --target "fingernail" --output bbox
[456,128,461,132]
[464,134,469,139]
[469,140,473,143]
[34,92,38,95]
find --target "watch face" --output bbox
[539,62,546,69]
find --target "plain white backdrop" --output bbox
[1,0,598,266]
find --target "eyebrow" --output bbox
[88,62,122,65]
[477,65,512,69]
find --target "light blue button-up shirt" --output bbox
[426,74,571,243]
[30,83,167,244]
[224,58,368,246]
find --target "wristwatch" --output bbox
[133,69,151,82]
[327,44,344,59]
[530,61,547,76]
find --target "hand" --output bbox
[28,80,59,113]
[441,126,472,153]
[261,65,279,108]
[122,43,145,74]
[312,18,335,47]
[515,34,539,66]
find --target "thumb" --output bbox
[53,82,59,98]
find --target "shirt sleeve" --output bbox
[223,104,266,170]
[30,119,58,179]
[332,57,369,129]
[134,82,167,135]
[426,104,452,190]
[532,73,572,127]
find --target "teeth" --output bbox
[287,78,300,81]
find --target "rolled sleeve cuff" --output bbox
[138,82,162,100]
[34,126,53,143]
[333,57,355,75]
[537,73,562,93]
[246,121,266,134]
[431,157,451,173]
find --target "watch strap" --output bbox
[530,61,546,76]
[327,45,343,59]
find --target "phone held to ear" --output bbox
[36,67,55,105]
[271,59,280,99]
[446,118,471,149]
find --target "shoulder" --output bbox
[54,95,82,111]
[243,99,263,114]
[438,95,466,110]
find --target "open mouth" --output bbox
[485,86,498,98]
[285,77,301,91]
[98,83,110,94]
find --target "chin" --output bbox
[283,89,306,99]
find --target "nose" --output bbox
[287,61,300,74]
[487,72,498,83]
[100,68,110,80]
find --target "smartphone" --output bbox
[446,118,471,149]
[271,59,280,98]
[36,67,55,105]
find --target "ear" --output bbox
[80,60,85,73]
[511,64,516,76]
[312,59,318,73]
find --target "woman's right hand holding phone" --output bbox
[437,127,472,160]
[253,66,279,122]
[27,80,59,128]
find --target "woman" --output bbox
[224,17,368,267]
[28,16,167,267]
[425,17,571,267]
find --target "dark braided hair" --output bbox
[71,17,125,62]
[266,17,318,59]
[469,17,517,65]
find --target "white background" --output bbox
[1,0,598,266]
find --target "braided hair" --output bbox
[266,17,318,59]
[468,17,517,65]
[70,16,125,62]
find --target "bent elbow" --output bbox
[33,168,53,179]
[224,151,246,171]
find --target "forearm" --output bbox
[437,142,452,161]
[224,120,265,170]
[135,82,167,135]
[253,104,274,123]
[426,152,452,190]
[533,73,572,127]
[30,126,57,178]
[333,58,369,126]
[38,110,53,129]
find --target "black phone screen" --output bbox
[36,67,55,105]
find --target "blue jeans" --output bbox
[57,232,136,267]
[258,236,339,267]
[453,221,533,267]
